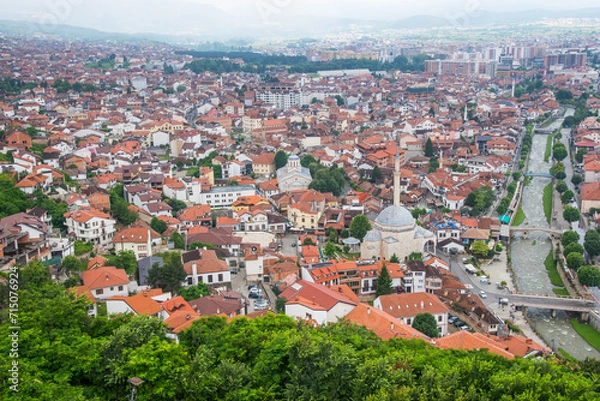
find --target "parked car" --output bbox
[479,290,487,299]
[448,316,459,324]
[291,242,297,247]
[453,320,465,328]
[254,298,269,310]
[248,287,262,299]
[460,324,472,331]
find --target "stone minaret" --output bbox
[394,140,401,207]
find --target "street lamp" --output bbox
[127,377,144,401]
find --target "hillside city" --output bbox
[2,17,600,400]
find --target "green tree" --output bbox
[555,89,573,102]
[424,138,434,157]
[471,240,490,258]
[390,253,399,263]
[375,264,393,297]
[571,174,583,186]
[302,237,314,246]
[275,296,287,313]
[349,214,372,241]
[61,255,83,272]
[561,190,574,204]
[170,232,186,249]
[563,242,584,256]
[412,312,439,337]
[274,150,288,170]
[178,282,210,301]
[107,250,138,274]
[326,226,338,243]
[176,84,186,92]
[578,266,600,287]
[584,229,600,258]
[553,143,568,161]
[324,241,338,258]
[151,217,168,234]
[300,154,317,168]
[575,148,588,164]
[512,171,522,181]
[147,252,186,294]
[340,228,349,239]
[566,252,585,270]
[563,206,580,223]
[555,180,568,193]
[370,165,382,183]
[408,252,423,261]
[561,230,580,247]
[334,95,345,106]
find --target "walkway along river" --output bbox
[510,123,600,360]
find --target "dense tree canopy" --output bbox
[584,229,600,259]
[563,206,580,223]
[150,217,168,234]
[465,186,495,216]
[1,262,600,401]
[147,252,187,294]
[561,230,580,247]
[274,150,288,170]
[412,312,439,338]
[578,266,600,287]
[349,214,372,241]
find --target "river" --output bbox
[510,129,600,360]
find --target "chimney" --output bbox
[390,322,394,330]
[186,313,191,320]
[216,308,220,314]
[105,273,109,280]
[420,301,424,309]
[312,296,316,305]
[367,307,371,315]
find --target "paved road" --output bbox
[280,234,299,257]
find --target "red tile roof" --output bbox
[82,266,128,290]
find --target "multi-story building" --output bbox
[64,207,116,248]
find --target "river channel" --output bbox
[510,132,600,360]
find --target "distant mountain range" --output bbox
[0,7,599,43]
[389,7,600,30]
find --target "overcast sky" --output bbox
[0,0,598,35]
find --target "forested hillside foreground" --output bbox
[1,262,600,401]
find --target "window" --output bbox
[110,287,114,291]
[118,286,124,291]
[406,318,411,325]
[208,275,213,283]
[96,289,104,295]
[138,245,147,251]
[218,274,223,282]
[187,277,193,285]
[438,315,443,322]
[199,276,203,282]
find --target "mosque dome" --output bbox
[374,205,415,228]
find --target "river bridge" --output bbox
[524,172,554,178]
[508,293,597,319]
[509,226,564,239]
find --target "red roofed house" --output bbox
[279,279,358,325]
[5,131,31,150]
[113,227,161,260]
[183,249,231,288]
[435,330,514,359]
[106,288,168,317]
[64,207,116,247]
[82,266,129,300]
[581,181,600,214]
[374,292,450,335]
[345,303,429,341]
[252,153,276,179]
